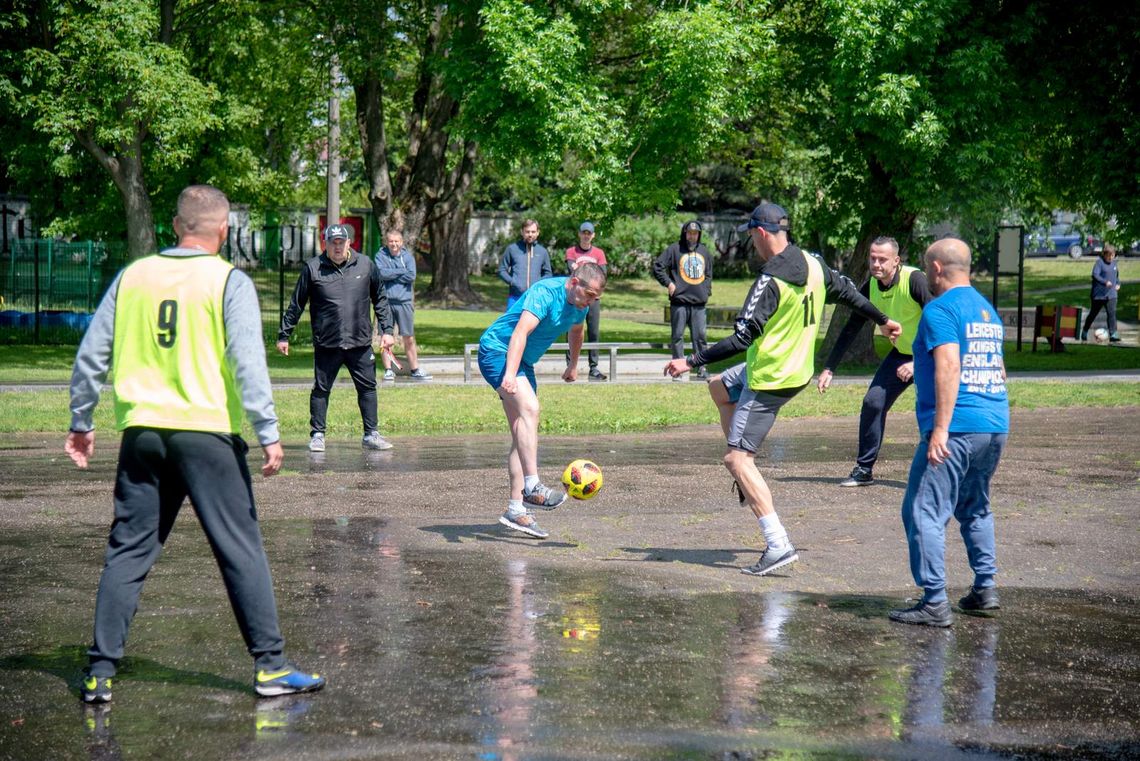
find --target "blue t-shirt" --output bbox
[479,277,588,365]
[913,286,1009,435]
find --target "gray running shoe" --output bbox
[308,433,326,453]
[499,510,549,539]
[839,466,873,487]
[522,482,567,510]
[409,368,433,381]
[81,672,113,704]
[958,587,1000,611]
[382,368,396,382]
[362,432,393,451]
[740,546,799,577]
[889,600,953,627]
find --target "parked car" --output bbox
[1024,223,1102,258]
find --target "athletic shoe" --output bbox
[499,510,549,539]
[382,368,396,381]
[81,672,112,704]
[308,433,325,453]
[522,482,567,510]
[409,368,433,381]
[958,586,1000,611]
[839,466,874,487]
[1109,333,1122,343]
[695,367,709,381]
[254,662,326,697]
[362,432,393,451]
[1080,331,1088,342]
[588,368,607,381]
[740,546,799,577]
[888,600,953,627]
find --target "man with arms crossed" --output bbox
[67,184,324,702]
[889,238,1009,627]
[478,262,607,539]
[665,203,901,576]
[817,236,932,486]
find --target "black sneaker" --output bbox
[839,466,874,487]
[958,586,1000,611]
[81,671,113,704]
[889,600,953,627]
[740,546,798,577]
[588,368,607,381]
[1109,333,1122,343]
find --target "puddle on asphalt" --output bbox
[1,518,1137,760]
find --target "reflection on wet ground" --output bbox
[1,517,1137,760]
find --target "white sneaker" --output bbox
[382,369,396,382]
[362,432,393,451]
[308,433,325,452]
[409,368,433,381]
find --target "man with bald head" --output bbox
[67,184,325,701]
[890,237,1009,627]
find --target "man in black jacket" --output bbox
[653,220,713,381]
[278,224,396,452]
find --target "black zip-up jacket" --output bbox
[278,252,394,349]
[689,244,889,370]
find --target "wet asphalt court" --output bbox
[1,425,1138,760]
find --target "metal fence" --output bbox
[0,226,333,344]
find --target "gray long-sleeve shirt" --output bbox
[69,248,280,446]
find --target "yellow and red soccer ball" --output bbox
[562,459,603,500]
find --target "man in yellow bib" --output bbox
[66,185,324,703]
[817,236,932,487]
[665,203,901,577]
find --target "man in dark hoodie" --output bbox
[654,220,713,381]
[664,203,901,578]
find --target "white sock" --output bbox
[507,499,524,517]
[524,475,540,492]
[759,513,790,552]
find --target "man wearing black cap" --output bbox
[664,202,902,577]
[564,221,609,380]
[277,224,397,452]
[653,220,713,380]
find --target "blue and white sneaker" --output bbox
[499,510,549,539]
[255,662,326,697]
[522,481,566,511]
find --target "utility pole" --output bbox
[326,53,341,227]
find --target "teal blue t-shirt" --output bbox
[479,277,588,365]
[913,286,1009,435]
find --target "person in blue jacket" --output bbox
[498,219,553,310]
[1081,244,1122,342]
[376,229,432,381]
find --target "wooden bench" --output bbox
[463,342,669,382]
[664,305,737,328]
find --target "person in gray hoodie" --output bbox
[498,219,553,310]
[653,220,714,380]
[376,229,432,381]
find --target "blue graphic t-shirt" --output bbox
[913,286,1009,435]
[479,277,588,366]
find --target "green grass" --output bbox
[3,381,1135,437]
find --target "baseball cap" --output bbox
[323,223,351,241]
[684,221,702,232]
[579,221,595,233]
[737,203,790,233]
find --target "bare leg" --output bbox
[499,381,541,502]
[404,335,420,370]
[708,376,736,439]
[724,448,774,519]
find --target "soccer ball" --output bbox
[1093,328,1109,344]
[562,459,603,500]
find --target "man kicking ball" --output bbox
[478,262,607,538]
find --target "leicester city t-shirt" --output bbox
[479,277,588,365]
[913,286,1009,435]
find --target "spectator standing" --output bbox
[498,219,553,310]
[664,203,901,577]
[817,236,932,486]
[277,224,396,452]
[889,238,1010,628]
[565,221,609,381]
[653,220,713,381]
[66,184,325,703]
[377,229,432,381]
[1081,244,1121,342]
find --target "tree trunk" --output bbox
[76,128,156,259]
[424,139,480,305]
[817,153,916,368]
